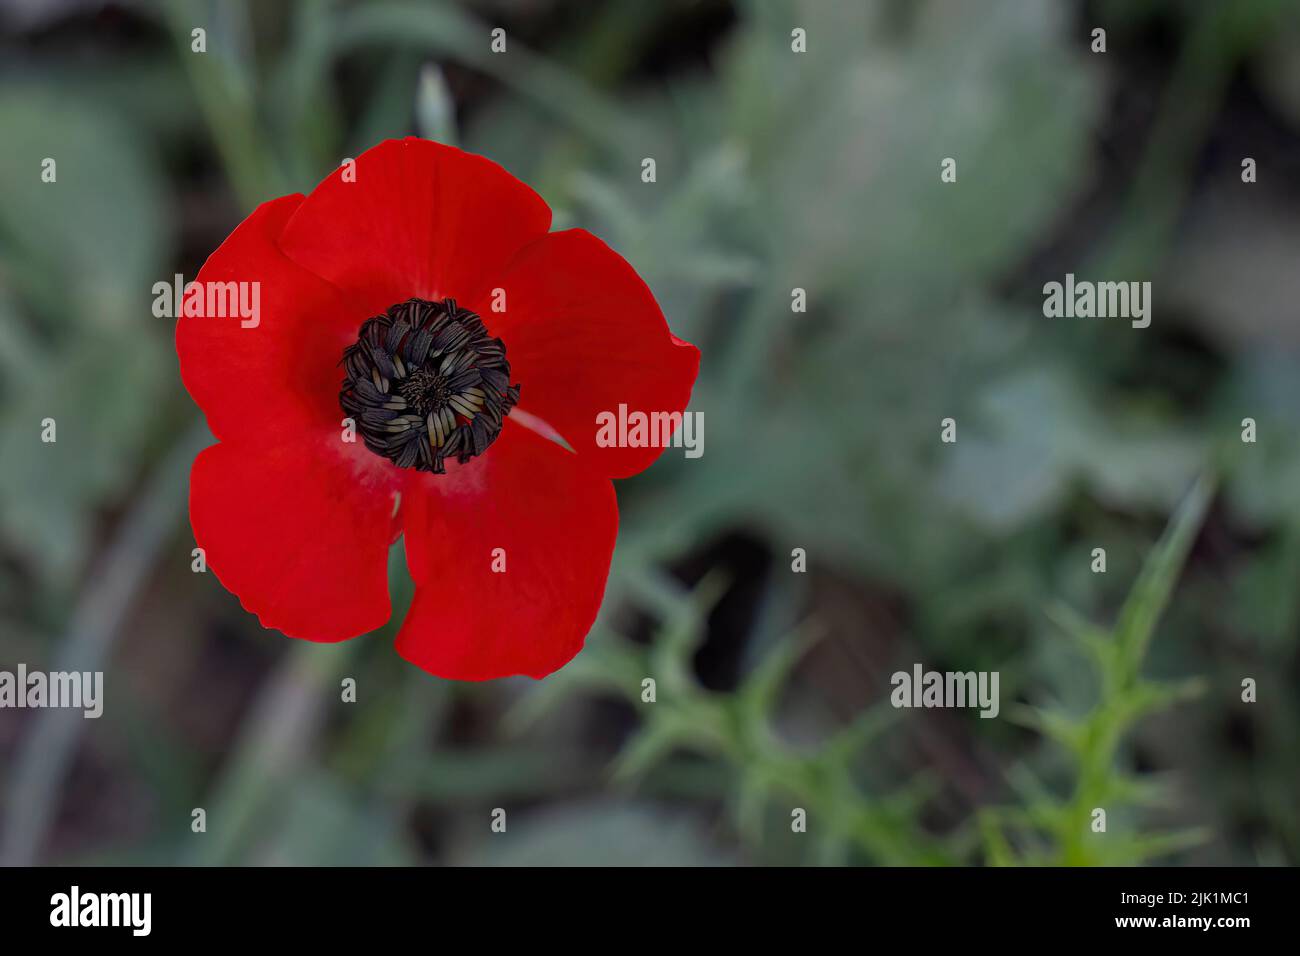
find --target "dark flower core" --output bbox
[340,298,520,473]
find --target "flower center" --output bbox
[339,298,520,473]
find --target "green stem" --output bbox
[161,0,285,210]
[0,420,210,865]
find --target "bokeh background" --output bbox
[1,0,1297,866]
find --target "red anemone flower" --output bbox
[176,138,699,680]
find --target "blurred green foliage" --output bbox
[0,0,1297,865]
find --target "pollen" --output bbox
[339,298,520,473]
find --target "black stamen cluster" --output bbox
[340,298,520,473]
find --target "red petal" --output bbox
[468,230,700,479]
[190,437,401,641]
[277,138,552,319]
[396,419,618,680]
[176,194,361,445]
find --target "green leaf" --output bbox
[415,63,458,145]
[1113,474,1216,676]
[0,89,167,332]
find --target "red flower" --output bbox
[176,138,699,680]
